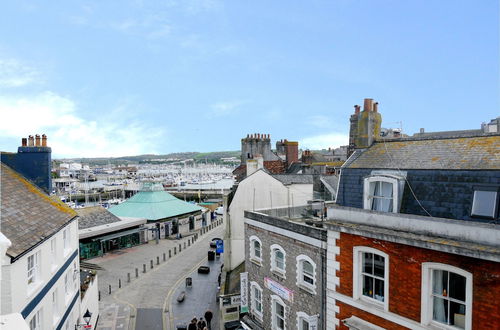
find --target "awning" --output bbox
[92,228,140,242]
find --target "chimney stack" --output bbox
[35,134,41,147]
[284,141,299,168]
[363,98,374,112]
[28,135,34,146]
[21,138,27,147]
[42,134,47,147]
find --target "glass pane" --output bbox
[373,255,385,278]
[303,261,314,274]
[374,279,385,302]
[449,272,466,302]
[432,297,449,324]
[276,250,284,261]
[472,190,497,217]
[277,318,284,330]
[276,303,284,316]
[304,274,314,285]
[433,270,448,296]
[363,253,373,274]
[362,275,373,298]
[302,319,309,330]
[449,301,466,329]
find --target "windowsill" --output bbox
[426,320,467,330]
[250,258,262,266]
[297,283,316,295]
[251,311,263,323]
[27,280,43,297]
[271,269,286,279]
[355,295,387,311]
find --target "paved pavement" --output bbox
[91,220,224,330]
[170,254,223,330]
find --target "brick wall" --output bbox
[336,232,500,329]
[245,223,325,329]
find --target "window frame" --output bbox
[421,263,472,330]
[249,235,263,265]
[353,246,389,311]
[50,238,58,272]
[363,175,404,213]
[29,308,43,330]
[296,312,314,330]
[270,244,286,277]
[471,186,499,219]
[27,251,41,291]
[250,281,263,321]
[52,288,59,325]
[63,226,71,256]
[295,255,317,294]
[271,295,287,330]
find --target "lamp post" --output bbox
[75,309,92,329]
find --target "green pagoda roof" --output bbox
[109,183,203,221]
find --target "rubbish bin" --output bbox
[208,250,215,261]
[185,277,192,287]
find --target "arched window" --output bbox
[271,295,287,330]
[296,312,316,330]
[296,255,317,293]
[363,174,405,213]
[270,244,286,277]
[249,235,262,264]
[250,281,263,321]
[421,263,472,330]
[353,246,389,311]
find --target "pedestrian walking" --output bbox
[204,310,213,330]
[197,317,206,330]
[188,318,197,330]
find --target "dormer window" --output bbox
[363,173,405,213]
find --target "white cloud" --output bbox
[0,91,166,158]
[300,133,349,150]
[211,100,246,116]
[0,59,41,88]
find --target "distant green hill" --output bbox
[55,151,240,165]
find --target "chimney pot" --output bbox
[420,128,425,133]
[35,134,41,147]
[354,105,361,114]
[373,102,379,112]
[28,135,34,147]
[363,98,374,112]
[21,138,27,147]
[42,134,47,147]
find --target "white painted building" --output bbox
[0,163,91,330]
[224,166,313,271]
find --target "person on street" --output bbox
[197,317,206,330]
[204,310,213,330]
[188,318,197,330]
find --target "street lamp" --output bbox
[75,309,92,329]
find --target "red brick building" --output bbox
[324,132,500,330]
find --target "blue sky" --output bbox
[0,0,498,158]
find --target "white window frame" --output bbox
[250,281,263,321]
[471,188,498,218]
[296,312,315,330]
[353,246,389,311]
[249,235,263,265]
[27,251,41,292]
[296,255,317,294]
[73,261,78,291]
[64,271,71,303]
[50,237,58,271]
[29,308,43,330]
[52,288,59,324]
[363,175,404,213]
[271,294,287,330]
[63,226,71,256]
[270,244,286,277]
[421,263,472,330]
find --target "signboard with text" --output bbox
[216,240,224,253]
[240,272,249,313]
[264,277,294,302]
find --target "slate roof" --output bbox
[320,175,339,194]
[347,134,500,170]
[0,163,77,259]
[271,174,314,185]
[76,206,122,229]
[109,189,203,221]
